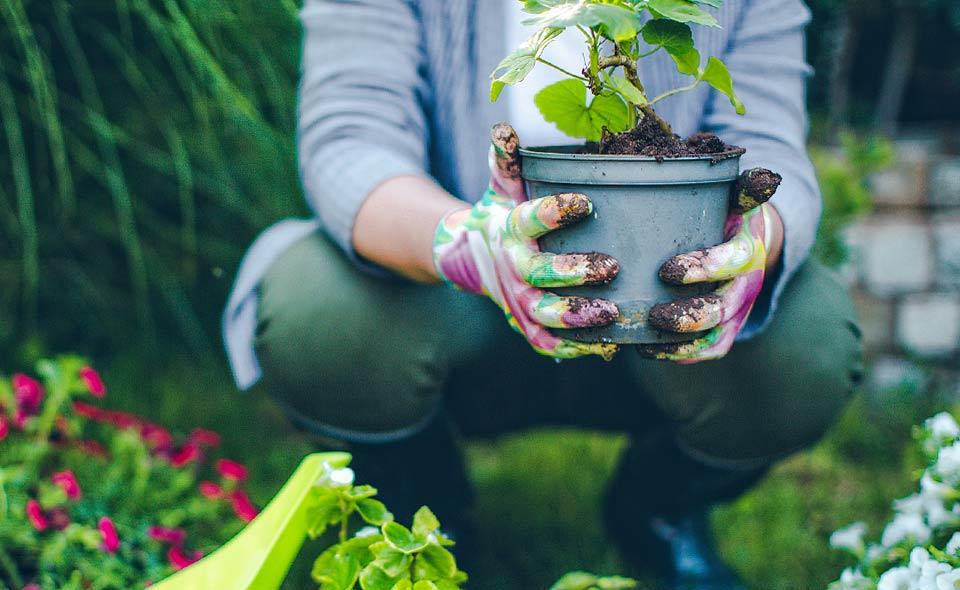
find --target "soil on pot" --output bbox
[593,114,744,160]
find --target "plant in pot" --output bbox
[491,0,781,345]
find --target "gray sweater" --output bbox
[224,0,821,389]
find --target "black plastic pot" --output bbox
[522,146,743,345]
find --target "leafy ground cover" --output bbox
[92,355,950,589]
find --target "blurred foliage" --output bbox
[0,0,304,361]
[811,134,894,269]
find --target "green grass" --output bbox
[96,354,949,590]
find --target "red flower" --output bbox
[26,499,48,531]
[76,439,107,457]
[12,374,44,413]
[216,459,248,483]
[47,507,71,530]
[140,423,173,451]
[52,470,82,500]
[230,490,258,522]
[170,443,200,468]
[79,366,106,398]
[167,545,203,570]
[189,428,221,448]
[72,401,103,420]
[99,516,120,553]
[0,414,7,440]
[198,481,223,499]
[103,409,139,429]
[148,526,186,546]
[12,408,28,429]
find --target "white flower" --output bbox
[829,568,875,590]
[317,462,356,488]
[936,568,960,589]
[894,484,954,529]
[928,413,960,442]
[831,522,869,555]
[355,526,379,538]
[947,532,960,555]
[882,512,931,547]
[878,566,915,590]
[936,443,960,484]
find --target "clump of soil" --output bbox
[597,114,743,160]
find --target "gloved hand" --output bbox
[639,168,783,363]
[432,123,621,360]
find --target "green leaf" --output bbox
[357,498,392,526]
[391,581,413,590]
[412,506,440,538]
[549,571,599,590]
[312,551,361,590]
[597,576,639,589]
[490,27,563,101]
[414,544,458,580]
[700,57,745,114]
[647,0,719,27]
[641,19,693,54]
[383,522,427,554]
[534,79,629,141]
[603,74,646,105]
[413,582,440,590]
[371,543,413,577]
[522,2,642,41]
[346,484,379,501]
[360,565,402,590]
[306,491,346,538]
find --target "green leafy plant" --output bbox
[306,466,467,590]
[548,571,638,589]
[491,0,744,141]
[0,356,258,589]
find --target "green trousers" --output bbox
[254,232,862,468]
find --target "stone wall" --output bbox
[842,133,959,390]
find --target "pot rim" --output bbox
[519,144,745,162]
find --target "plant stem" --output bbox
[0,545,23,589]
[338,497,348,543]
[598,55,674,136]
[536,58,587,81]
[649,80,702,106]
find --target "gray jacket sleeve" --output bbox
[702,0,821,337]
[298,0,430,260]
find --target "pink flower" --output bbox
[170,443,200,468]
[79,366,106,398]
[189,428,221,448]
[99,516,120,553]
[76,439,107,457]
[12,408,28,429]
[216,459,248,483]
[23,584,41,590]
[26,499,48,531]
[148,526,186,546]
[12,374,44,413]
[51,470,82,500]
[198,481,223,499]
[167,545,203,570]
[230,490,258,522]
[0,414,8,440]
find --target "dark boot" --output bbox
[603,430,767,589]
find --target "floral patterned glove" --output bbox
[433,123,621,360]
[639,168,783,363]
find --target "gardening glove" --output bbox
[433,123,620,360]
[638,168,783,363]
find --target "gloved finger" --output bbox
[517,251,620,288]
[544,338,619,361]
[508,192,594,239]
[647,272,760,333]
[635,325,735,363]
[658,232,757,285]
[526,293,619,329]
[489,122,526,204]
[659,205,770,285]
[731,168,782,213]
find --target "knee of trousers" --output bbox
[676,266,864,467]
[252,236,451,440]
